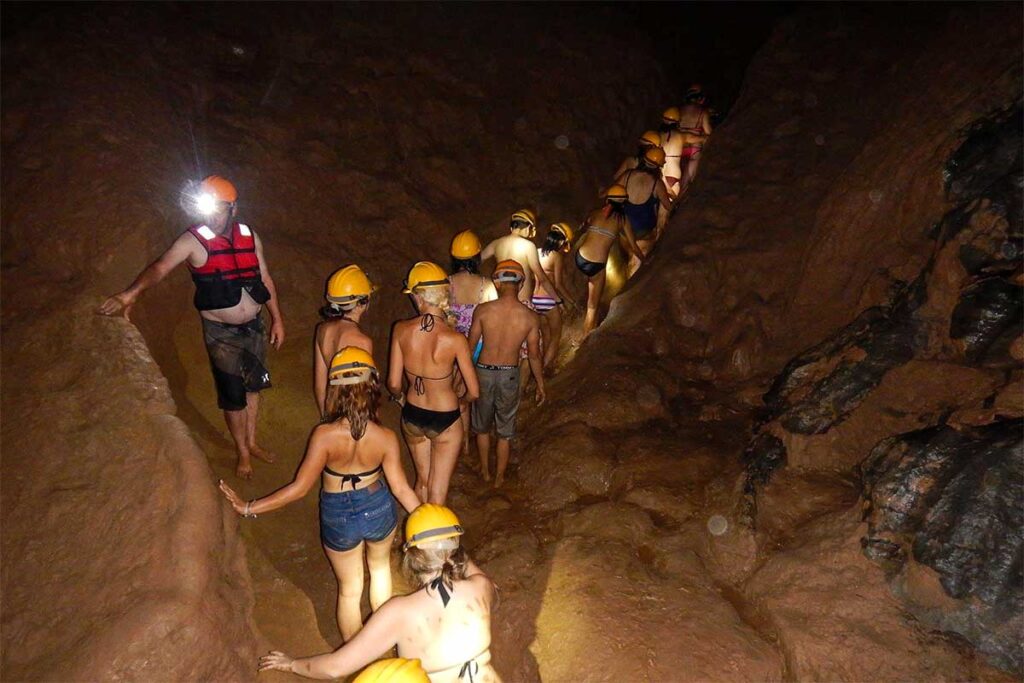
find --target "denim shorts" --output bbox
[319,480,398,552]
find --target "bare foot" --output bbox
[249,444,276,464]
[236,459,253,479]
[481,470,492,483]
[493,475,504,489]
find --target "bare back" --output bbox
[393,316,465,411]
[395,575,497,682]
[489,235,541,301]
[661,128,685,181]
[473,297,540,367]
[535,249,563,299]
[315,421,393,493]
[316,319,372,365]
[678,103,712,144]
[578,207,628,264]
[450,271,495,307]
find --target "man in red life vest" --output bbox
[100,175,285,479]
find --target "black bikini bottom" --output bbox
[402,402,461,439]
[574,251,607,278]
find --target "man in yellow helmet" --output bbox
[468,260,545,488]
[99,175,285,479]
[314,265,375,417]
[479,208,555,305]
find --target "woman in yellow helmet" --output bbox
[533,222,578,368]
[388,262,479,505]
[613,129,663,179]
[314,265,376,417]
[219,347,421,642]
[260,505,500,682]
[575,186,645,337]
[448,232,496,457]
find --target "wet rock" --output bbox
[621,485,697,527]
[861,418,1024,672]
[754,469,859,540]
[519,421,614,513]
[532,536,784,682]
[747,507,997,681]
[950,275,1023,364]
[559,501,655,546]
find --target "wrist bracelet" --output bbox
[243,500,258,519]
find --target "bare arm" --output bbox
[552,253,574,304]
[313,329,327,417]
[468,307,483,355]
[613,157,631,179]
[380,430,420,513]
[527,248,554,296]
[480,239,497,262]
[99,232,198,320]
[654,178,673,211]
[526,318,545,405]
[254,232,285,349]
[621,221,644,261]
[453,333,479,402]
[261,599,405,678]
[703,112,713,136]
[386,324,404,399]
[219,427,327,516]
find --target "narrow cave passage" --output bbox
[2,3,1021,682]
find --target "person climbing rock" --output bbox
[575,185,644,337]
[468,260,545,488]
[613,130,663,179]
[658,105,686,199]
[259,504,500,683]
[448,231,497,457]
[479,208,554,304]
[676,84,713,195]
[615,146,672,259]
[534,222,577,369]
[388,262,479,505]
[352,657,430,683]
[218,347,420,641]
[99,175,284,479]
[315,265,376,418]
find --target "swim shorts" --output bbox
[319,480,397,552]
[471,364,521,439]
[201,316,272,411]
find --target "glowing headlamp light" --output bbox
[195,193,218,216]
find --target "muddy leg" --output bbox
[582,271,606,337]
[245,391,276,464]
[402,423,431,502]
[224,408,252,479]
[427,420,462,505]
[324,542,365,641]
[365,527,397,611]
[494,437,511,488]
[476,430,492,482]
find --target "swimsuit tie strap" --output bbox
[342,473,361,487]
[429,576,452,607]
[458,660,479,682]
[420,313,436,332]
[414,375,426,395]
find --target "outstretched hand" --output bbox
[259,651,295,673]
[98,292,136,321]
[218,479,247,515]
[269,319,285,350]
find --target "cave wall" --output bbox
[0,4,675,679]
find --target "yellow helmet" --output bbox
[353,658,430,683]
[604,184,629,203]
[638,130,661,147]
[510,208,537,227]
[643,146,666,167]
[329,347,378,386]
[550,222,574,243]
[661,106,681,124]
[403,261,449,294]
[405,504,464,549]
[450,230,482,259]
[326,265,375,304]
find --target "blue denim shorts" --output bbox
[319,480,398,552]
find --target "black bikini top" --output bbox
[323,463,383,489]
[406,313,454,395]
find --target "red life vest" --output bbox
[186,222,271,311]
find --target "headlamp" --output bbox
[195,193,218,216]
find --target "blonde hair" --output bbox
[323,374,381,439]
[415,286,456,328]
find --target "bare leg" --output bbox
[245,392,275,463]
[582,271,606,338]
[402,423,431,502]
[680,156,700,195]
[543,307,563,368]
[365,527,397,611]
[324,542,365,641]
[427,420,462,505]
[476,431,492,482]
[223,408,252,479]
[494,437,511,488]
[459,401,470,457]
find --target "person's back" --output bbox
[678,101,712,141]
[474,296,537,367]
[394,316,463,412]
[449,270,494,336]
[394,573,495,681]
[316,420,391,491]
[317,319,371,366]
[488,234,540,302]
[578,205,627,265]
